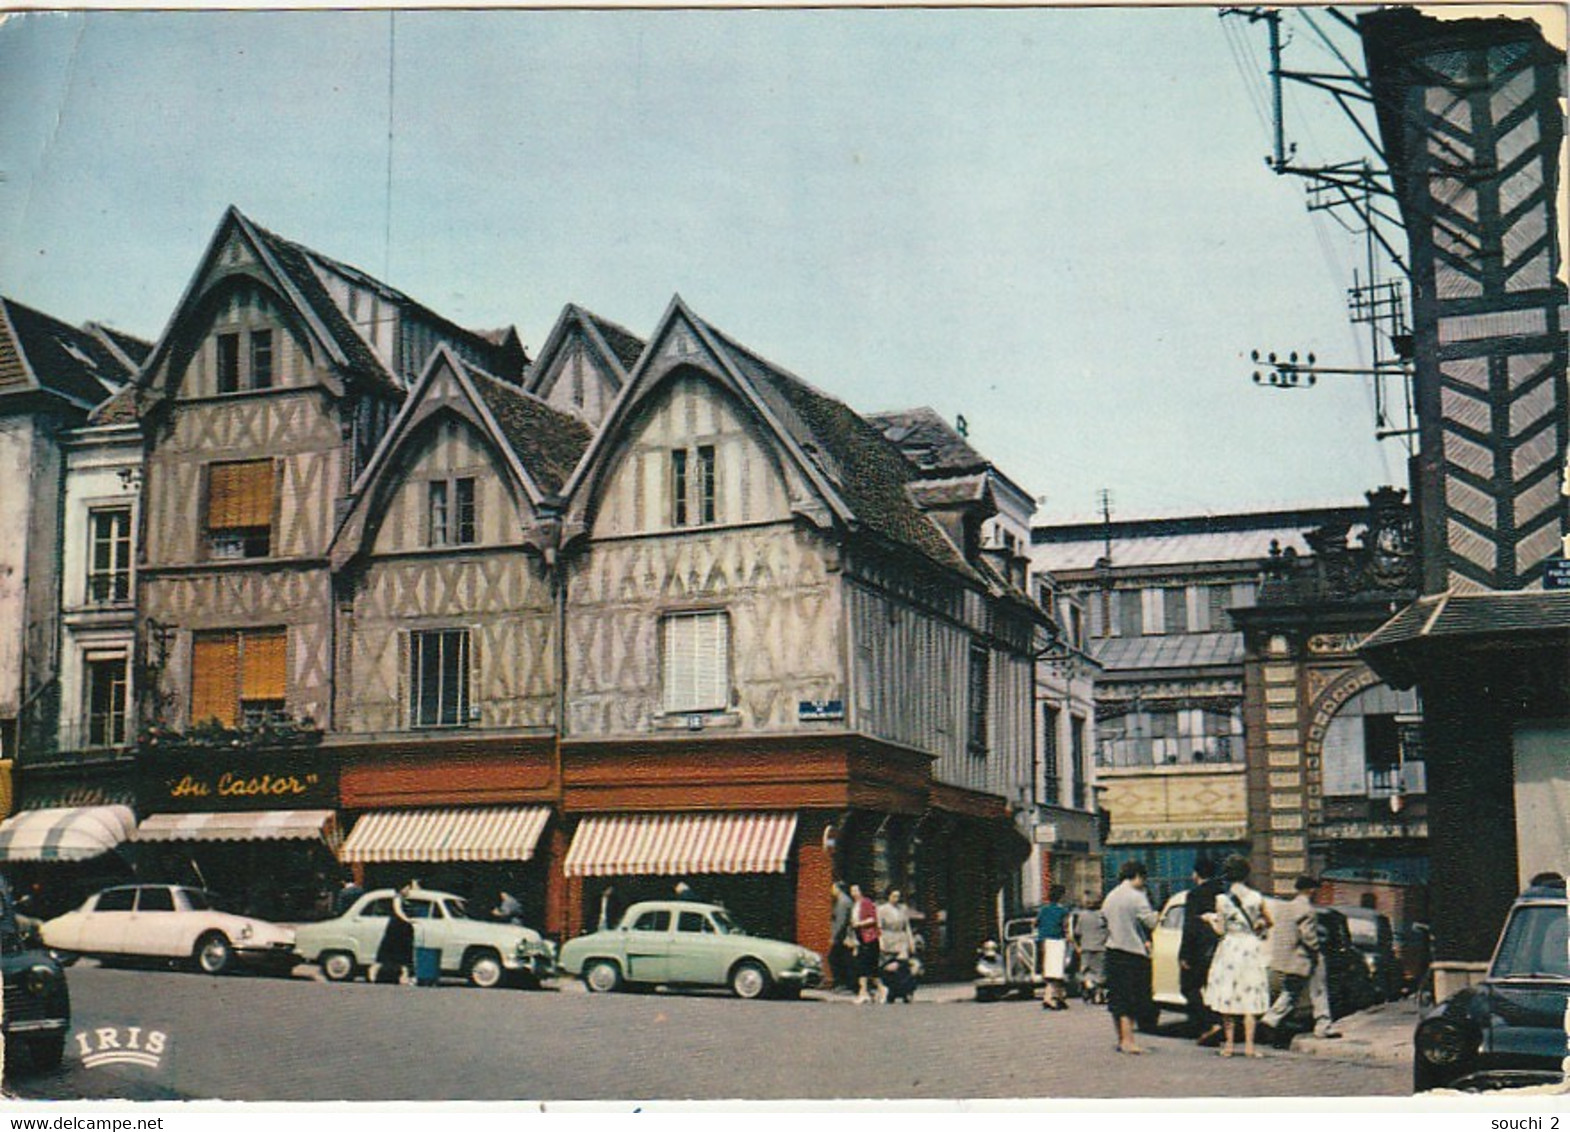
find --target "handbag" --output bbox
[1227,891,1268,939]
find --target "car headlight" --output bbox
[801,950,821,968]
[23,964,58,997]
[1415,1018,1473,1066]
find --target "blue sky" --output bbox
[0,7,1410,520]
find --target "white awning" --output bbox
[340,806,552,864]
[0,805,136,862]
[563,812,798,877]
[135,810,340,848]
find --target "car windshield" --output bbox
[710,910,745,936]
[1490,903,1569,980]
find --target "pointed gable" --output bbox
[562,296,974,579]
[527,304,645,428]
[329,346,591,569]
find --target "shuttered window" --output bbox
[967,643,989,755]
[661,611,729,713]
[190,629,286,729]
[206,460,274,558]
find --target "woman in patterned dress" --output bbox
[1202,855,1272,1057]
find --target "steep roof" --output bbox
[867,406,989,477]
[693,317,974,578]
[461,360,593,496]
[581,309,646,371]
[0,296,139,410]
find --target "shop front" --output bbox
[136,747,341,921]
[335,734,564,935]
[339,805,555,929]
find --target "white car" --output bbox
[42,884,297,976]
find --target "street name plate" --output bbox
[1544,557,1570,590]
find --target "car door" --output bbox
[73,887,135,956]
[400,897,442,968]
[127,886,187,958]
[1150,895,1186,1007]
[668,909,729,986]
[349,896,393,964]
[623,907,673,984]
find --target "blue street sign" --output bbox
[1544,558,1570,590]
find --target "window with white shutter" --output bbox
[661,611,729,713]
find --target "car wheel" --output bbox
[466,950,505,989]
[730,960,771,1000]
[27,1034,65,1071]
[195,931,235,976]
[320,951,358,983]
[583,959,623,994]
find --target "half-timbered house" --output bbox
[553,298,1042,971]
[327,345,591,927]
[130,208,528,918]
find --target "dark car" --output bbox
[0,875,71,1070]
[1337,905,1402,1001]
[1413,878,1568,1092]
[1312,907,1382,1020]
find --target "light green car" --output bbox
[294,888,555,989]
[558,900,822,999]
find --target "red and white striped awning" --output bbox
[136,810,341,848]
[340,806,551,864]
[563,812,799,877]
[0,805,136,862]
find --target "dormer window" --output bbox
[215,329,276,393]
[428,478,477,546]
[250,330,273,389]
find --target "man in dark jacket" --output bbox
[829,880,854,991]
[1180,856,1225,1045]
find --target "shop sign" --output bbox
[141,752,337,812]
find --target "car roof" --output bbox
[363,888,459,901]
[629,899,725,913]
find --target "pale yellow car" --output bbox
[1149,891,1189,1019]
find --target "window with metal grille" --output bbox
[88,507,132,603]
[191,628,286,729]
[410,629,470,728]
[661,611,729,713]
[1042,705,1061,805]
[967,643,989,756]
[85,656,129,747]
[205,460,274,558]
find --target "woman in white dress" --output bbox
[1202,855,1272,1057]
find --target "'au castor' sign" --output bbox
[142,753,336,812]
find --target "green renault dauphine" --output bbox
[558,900,822,999]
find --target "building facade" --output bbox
[1355,10,1568,963]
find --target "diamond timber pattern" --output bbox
[1396,35,1568,593]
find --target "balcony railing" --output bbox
[53,721,132,754]
[1096,734,1239,768]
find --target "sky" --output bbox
[0,6,1420,522]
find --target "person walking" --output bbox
[1102,860,1159,1054]
[849,883,882,1004]
[877,888,918,1003]
[372,886,416,985]
[1259,875,1341,1045]
[1071,898,1109,1003]
[829,880,854,992]
[1180,856,1226,1045]
[1036,884,1071,1010]
[1203,855,1273,1058]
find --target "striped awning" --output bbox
[340,806,551,864]
[563,812,798,877]
[0,805,136,862]
[136,810,341,848]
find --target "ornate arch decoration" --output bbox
[1303,665,1385,764]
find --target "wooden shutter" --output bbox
[663,612,727,713]
[208,461,274,530]
[240,630,287,702]
[191,632,239,727]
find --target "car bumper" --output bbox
[778,968,823,988]
[234,943,300,967]
[505,952,555,979]
[5,1017,68,1034]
